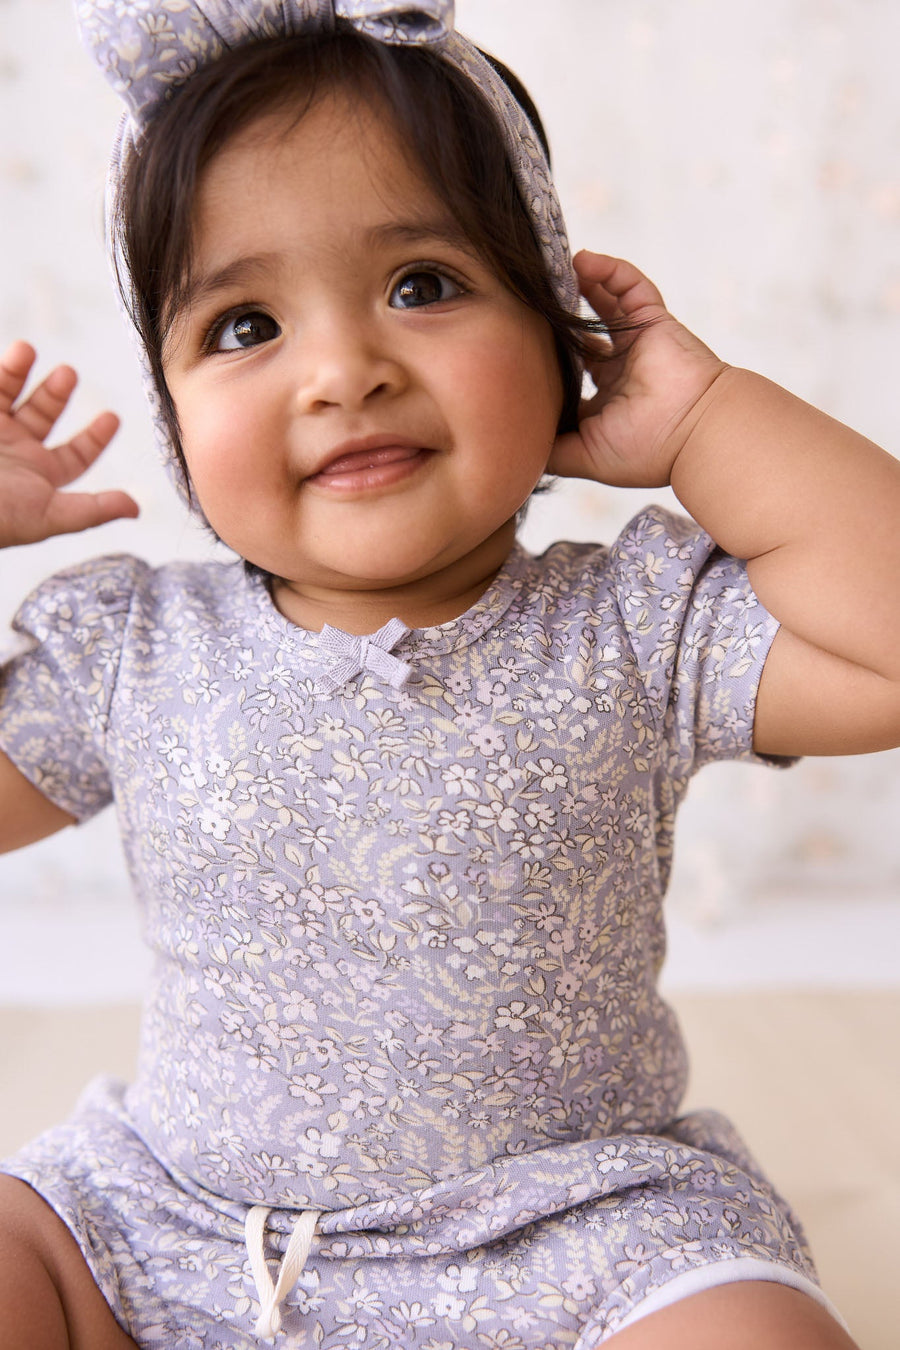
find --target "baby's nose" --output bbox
[294,318,406,412]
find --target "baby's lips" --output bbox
[306,431,426,479]
[312,444,423,478]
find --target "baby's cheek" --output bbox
[180,404,254,481]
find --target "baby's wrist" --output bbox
[667,364,751,500]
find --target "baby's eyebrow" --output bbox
[364,217,476,256]
[177,253,281,316]
[174,217,475,321]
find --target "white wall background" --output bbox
[0,0,898,1001]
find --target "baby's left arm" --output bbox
[550,252,900,758]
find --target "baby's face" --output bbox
[163,90,563,618]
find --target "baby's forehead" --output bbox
[184,89,488,268]
[198,85,421,181]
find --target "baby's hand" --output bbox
[0,341,138,547]
[548,253,727,488]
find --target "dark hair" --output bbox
[114,24,604,505]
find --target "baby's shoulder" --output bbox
[8,553,150,647]
[524,506,713,601]
[10,553,248,645]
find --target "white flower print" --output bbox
[473,799,518,833]
[343,1060,389,1091]
[436,808,472,839]
[288,1073,339,1105]
[445,672,471,695]
[349,896,385,924]
[159,733,187,765]
[597,1144,634,1175]
[468,724,507,756]
[484,753,520,792]
[546,926,577,959]
[547,1041,581,1070]
[197,806,230,840]
[179,759,208,791]
[494,1001,539,1032]
[523,803,555,831]
[0,509,802,1338]
[388,1301,436,1330]
[454,699,482,730]
[525,757,569,792]
[433,1292,466,1320]
[441,762,481,796]
[554,972,582,1001]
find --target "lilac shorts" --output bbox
[2,1077,845,1348]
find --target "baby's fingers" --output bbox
[0,341,79,441]
[0,340,39,414]
[50,410,122,488]
[42,489,139,540]
[7,360,79,445]
[574,251,668,321]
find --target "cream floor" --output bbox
[1,991,897,1349]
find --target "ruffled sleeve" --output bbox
[610,505,786,775]
[0,554,148,821]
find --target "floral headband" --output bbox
[74,1,577,504]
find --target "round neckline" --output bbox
[240,543,532,663]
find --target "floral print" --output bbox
[5,1079,822,1347]
[0,508,822,1343]
[75,0,575,307]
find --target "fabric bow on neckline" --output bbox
[316,617,413,695]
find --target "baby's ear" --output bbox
[554,354,584,437]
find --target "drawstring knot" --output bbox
[246,1205,320,1340]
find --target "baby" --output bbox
[0,3,896,1347]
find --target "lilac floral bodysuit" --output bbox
[0,507,841,1347]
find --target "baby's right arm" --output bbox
[0,340,138,853]
[0,751,76,853]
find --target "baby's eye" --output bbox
[213,310,281,351]
[390,270,461,309]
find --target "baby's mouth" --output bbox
[304,441,435,493]
[309,444,425,480]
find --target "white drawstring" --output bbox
[245,1204,320,1340]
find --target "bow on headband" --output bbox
[76,1,455,131]
[74,0,574,309]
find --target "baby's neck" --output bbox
[268,527,517,636]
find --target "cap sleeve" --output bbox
[611,505,785,774]
[0,554,147,821]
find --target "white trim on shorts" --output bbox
[606,1258,850,1339]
